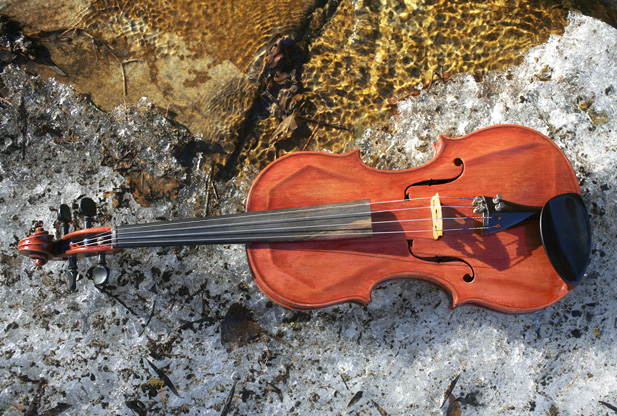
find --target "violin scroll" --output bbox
[18,226,116,259]
[18,198,117,289]
[18,227,54,266]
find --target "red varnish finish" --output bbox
[18,226,114,264]
[245,125,581,313]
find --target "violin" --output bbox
[19,125,591,314]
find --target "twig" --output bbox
[600,401,617,413]
[120,61,128,96]
[139,300,157,336]
[302,125,320,151]
[159,386,166,408]
[59,25,81,39]
[211,176,220,202]
[424,387,439,407]
[296,115,352,132]
[204,166,212,216]
[426,70,439,91]
[99,287,141,318]
[372,399,389,416]
[81,30,137,97]
[426,70,451,92]
[113,58,139,97]
[0,96,13,106]
[220,382,236,416]
[262,330,300,352]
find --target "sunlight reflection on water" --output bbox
[6,0,575,174]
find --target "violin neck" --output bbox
[112,200,373,248]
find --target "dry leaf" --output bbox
[220,303,265,351]
[145,359,181,397]
[441,373,461,407]
[347,391,363,408]
[446,394,462,416]
[127,170,180,207]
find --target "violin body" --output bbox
[19,125,590,313]
[246,125,582,313]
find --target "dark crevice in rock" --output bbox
[215,0,343,181]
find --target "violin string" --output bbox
[100,196,474,234]
[66,196,482,248]
[102,204,475,240]
[70,224,497,248]
[65,198,476,245]
[71,214,488,248]
[78,212,480,243]
[70,210,484,247]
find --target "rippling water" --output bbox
[302,1,568,133]
[1,0,590,174]
[80,0,316,70]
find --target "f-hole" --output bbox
[408,240,475,283]
[404,158,464,199]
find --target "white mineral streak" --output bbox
[0,12,615,415]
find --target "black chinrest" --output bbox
[540,193,591,285]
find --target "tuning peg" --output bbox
[79,197,97,216]
[57,203,79,289]
[92,252,110,286]
[58,203,72,236]
[66,256,78,291]
[79,197,97,228]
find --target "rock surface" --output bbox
[0,12,616,416]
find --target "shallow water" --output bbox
[2,0,573,174]
[299,0,569,153]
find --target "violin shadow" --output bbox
[262,209,414,259]
[259,205,543,276]
[431,206,543,271]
